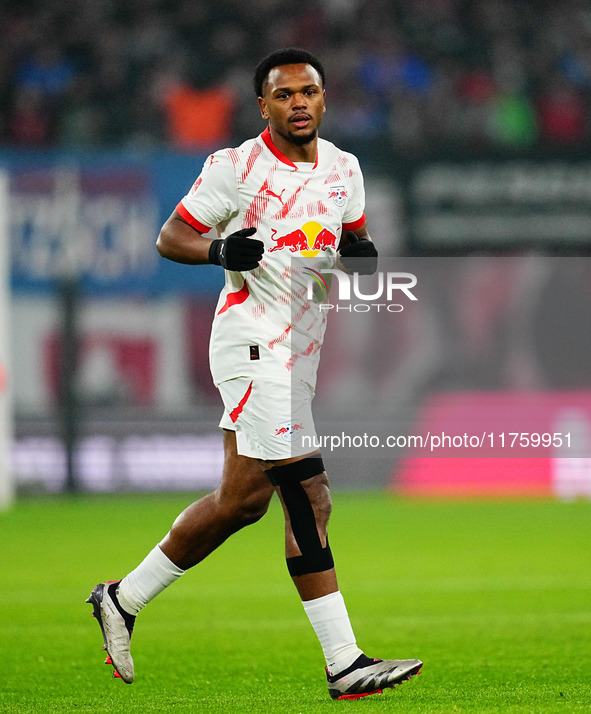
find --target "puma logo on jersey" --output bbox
[265,188,286,205]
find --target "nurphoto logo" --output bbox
[304,268,418,313]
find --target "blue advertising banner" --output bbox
[2,150,224,296]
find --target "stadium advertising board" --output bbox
[6,154,223,295]
[10,167,158,288]
[393,391,591,498]
[408,160,591,250]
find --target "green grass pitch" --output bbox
[1,492,590,713]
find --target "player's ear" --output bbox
[258,96,269,120]
[322,89,326,113]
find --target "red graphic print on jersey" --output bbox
[189,177,203,195]
[217,280,250,315]
[241,143,263,182]
[273,179,311,220]
[243,171,278,229]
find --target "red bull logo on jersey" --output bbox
[328,186,347,207]
[274,420,305,442]
[269,221,338,257]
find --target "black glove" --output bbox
[339,232,378,275]
[209,227,264,271]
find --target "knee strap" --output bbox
[267,457,334,577]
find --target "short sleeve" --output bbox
[177,151,239,233]
[341,153,366,230]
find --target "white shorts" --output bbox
[218,376,318,460]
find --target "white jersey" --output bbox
[177,127,366,387]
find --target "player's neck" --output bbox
[268,127,318,163]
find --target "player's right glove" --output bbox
[339,232,378,275]
[209,227,264,271]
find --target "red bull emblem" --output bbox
[269,221,337,257]
[269,228,309,253]
[328,185,347,207]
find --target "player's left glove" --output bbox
[339,232,378,275]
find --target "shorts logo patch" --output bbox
[274,421,305,442]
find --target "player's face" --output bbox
[258,63,326,149]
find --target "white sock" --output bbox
[116,545,185,615]
[302,591,363,675]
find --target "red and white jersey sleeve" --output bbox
[176,128,367,387]
[177,152,239,234]
[340,154,366,231]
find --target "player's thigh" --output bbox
[218,429,275,509]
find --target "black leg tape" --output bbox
[267,456,324,486]
[287,540,334,577]
[267,456,333,576]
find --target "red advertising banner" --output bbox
[393,392,591,498]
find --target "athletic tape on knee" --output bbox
[267,457,334,576]
[286,538,334,577]
[266,456,324,486]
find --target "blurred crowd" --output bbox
[2,0,591,154]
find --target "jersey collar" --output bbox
[261,126,319,170]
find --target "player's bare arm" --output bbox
[156,209,212,264]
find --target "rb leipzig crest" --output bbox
[328,186,347,207]
[274,420,305,442]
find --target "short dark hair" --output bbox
[253,48,326,97]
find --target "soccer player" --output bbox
[87,48,422,700]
